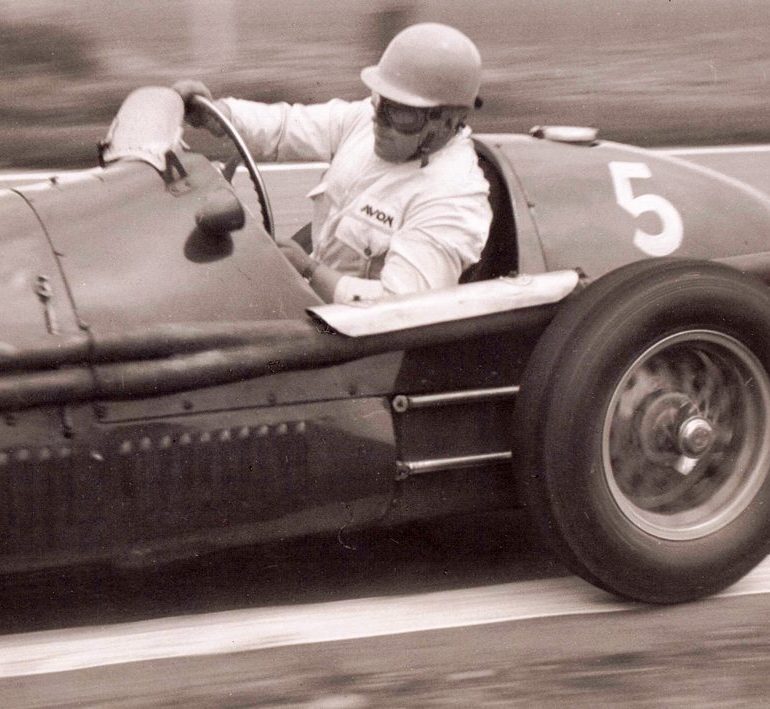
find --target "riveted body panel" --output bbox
[0,396,396,571]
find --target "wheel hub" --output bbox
[677,416,715,457]
[637,391,717,468]
[602,330,770,540]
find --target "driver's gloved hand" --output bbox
[171,79,228,136]
[172,79,211,126]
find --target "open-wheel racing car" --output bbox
[2,86,770,603]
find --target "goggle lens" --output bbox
[372,94,430,134]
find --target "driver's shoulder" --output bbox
[339,98,374,131]
[419,136,487,192]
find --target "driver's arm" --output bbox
[217,97,364,163]
[172,80,364,162]
[277,240,342,302]
[280,189,491,304]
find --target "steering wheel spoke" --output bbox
[220,154,241,183]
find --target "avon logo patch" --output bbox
[360,204,394,228]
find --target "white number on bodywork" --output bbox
[609,161,683,256]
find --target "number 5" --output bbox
[609,161,683,256]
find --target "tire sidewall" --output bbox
[523,261,770,602]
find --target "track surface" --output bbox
[2,510,769,707]
[1,146,770,706]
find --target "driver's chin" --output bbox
[374,130,419,163]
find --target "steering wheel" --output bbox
[189,94,275,238]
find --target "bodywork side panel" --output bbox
[15,155,319,335]
[96,351,406,421]
[0,315,541,571]
[0,189,84,352]
[492,135,770,279]
[0,396,395,571]
[474,135,547,275]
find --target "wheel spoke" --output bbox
[602,330,770,540]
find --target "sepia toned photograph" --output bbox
[1,0,769,705]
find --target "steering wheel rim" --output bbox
[189,94,275,238]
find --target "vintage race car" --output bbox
[2,86,770,603]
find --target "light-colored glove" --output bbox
[171,79,228,136]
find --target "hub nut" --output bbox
[677,416,715,457]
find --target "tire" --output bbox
[515,259,770,603]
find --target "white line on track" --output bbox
[654,144,770,156]
[0,556,769,679]
[0,162,328,183]
[3,145,770,184]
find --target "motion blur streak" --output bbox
[0,162,329,182]
[2,0,770,168]
[3,144,770,183]
[1,557,769,679]
[658,145,770,156]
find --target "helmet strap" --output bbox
[419,141,432,168]
[413,128,436,167]
[414,108,467,167]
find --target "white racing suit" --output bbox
[221,97,492,303]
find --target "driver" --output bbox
[173,23,492,304]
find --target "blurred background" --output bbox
[1,0,769,168]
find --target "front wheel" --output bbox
[516,259,770,603]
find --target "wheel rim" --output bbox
[602,330,770,540]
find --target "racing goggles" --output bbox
[372,93,436,135]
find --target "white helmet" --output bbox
[361,23,482,108]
